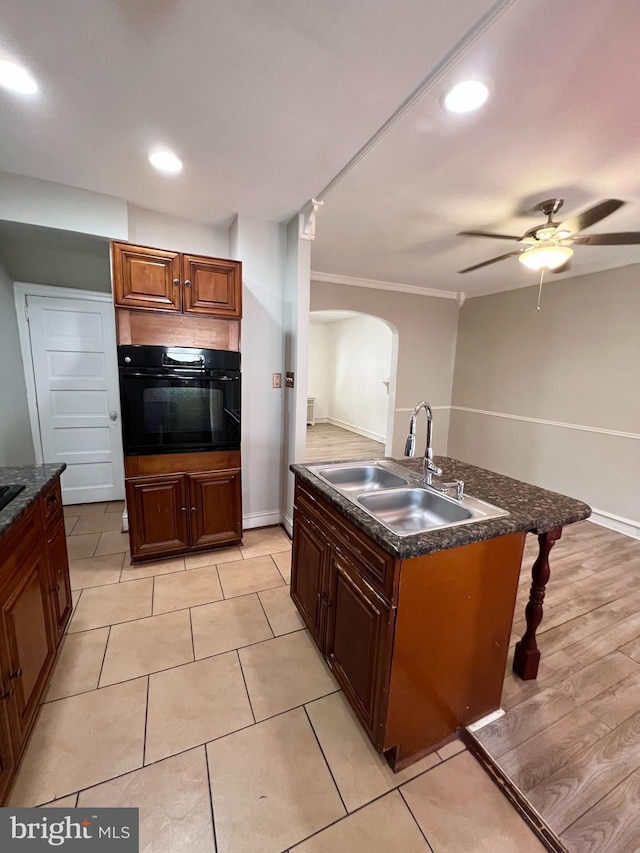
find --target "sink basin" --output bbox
[357,487,473,535]
[307,459,509,536]
[313,463,408,493]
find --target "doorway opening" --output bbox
[305,310,397,464]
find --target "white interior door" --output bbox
[26,293,125,504]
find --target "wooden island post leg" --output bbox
[513,526,563,680]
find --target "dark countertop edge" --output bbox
[290,456,591,560]
[0,464,67,542]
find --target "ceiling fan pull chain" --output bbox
[536,270,545,311]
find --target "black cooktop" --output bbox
[0,484,25,512]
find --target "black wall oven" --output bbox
[118,345,240,456]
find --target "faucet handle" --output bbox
[404,434,416,457]
[456,480,465,500]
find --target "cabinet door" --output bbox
[291,511,329,648]
[325,550,395,744]
[0,696,15,804]
[126,475,190,560]
[46,515,73,642]
[112,242,181,311]
[187,470,242,549]
[182,255,242,318]
[0,544,56,744]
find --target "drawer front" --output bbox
[294,483,396,602]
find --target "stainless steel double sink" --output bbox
[308,460,508,537]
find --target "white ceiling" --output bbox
[1,1,639,298]
[0,0,496,226]
[311,0,640,296]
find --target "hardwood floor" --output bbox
[304,422,384,463]
[476,521,640,852]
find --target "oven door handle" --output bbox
[120,372,208,379]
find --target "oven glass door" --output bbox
[119,372,240,455]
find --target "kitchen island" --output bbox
[0,464,71,801]
[290,455,590,770]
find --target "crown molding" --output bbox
[311,270,458,300]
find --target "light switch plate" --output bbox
[273,373,282,388]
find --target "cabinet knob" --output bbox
[9,668,22,680]
[181,507,187,514]
[184,279,192,287]
[173,278,180,286]
[190,507,197,513]
[1,687,14,700]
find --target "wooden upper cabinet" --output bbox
[183,255,242,318]
[112,242,242,318]
[112,243,181,311]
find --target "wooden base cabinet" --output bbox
[291,480,526,770]
[126,465,242,561]
[0,474,71,802]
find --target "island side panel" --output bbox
[384,532,526,768]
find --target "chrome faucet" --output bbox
[404,401,443,486]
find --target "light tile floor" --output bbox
[9,501,546,852]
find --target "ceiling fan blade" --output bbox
[570,232,640,246]
[552,199,625,238]
[458,250,523,273]
[458,230,521,241]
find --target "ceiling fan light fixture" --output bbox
[519,244,574,271]
[442,80,489,113]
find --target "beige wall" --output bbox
[311,281,459,457]
[449,264,640,525]
[0,259,35,466]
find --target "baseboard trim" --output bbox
[282,512,293,537]
[327,417,384,443]
[589,508,640,539]
[243,510,282,530]
[460,728,566,853]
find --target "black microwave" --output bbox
[118,345,241,456]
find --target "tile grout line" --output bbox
[44,626,313,704]
[204,744,219,853]
[255,590,276,639]
[398,788,435,852]
[302,704,348,815]
[96,625,112,689]
[188,608,196,661]
[141,675,150,766]
[235,649,256,724]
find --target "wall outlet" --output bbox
[273,373,282,388]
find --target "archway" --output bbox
[304,310,398,463]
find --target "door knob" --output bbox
[109,411,118,422]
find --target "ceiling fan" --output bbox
[457,198,640,275]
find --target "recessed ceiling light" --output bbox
[0,60,38,95]
[148,150,183,173]
[443,80,489,113]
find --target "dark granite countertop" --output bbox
[291,456,591,559]
[0,464,66,541]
